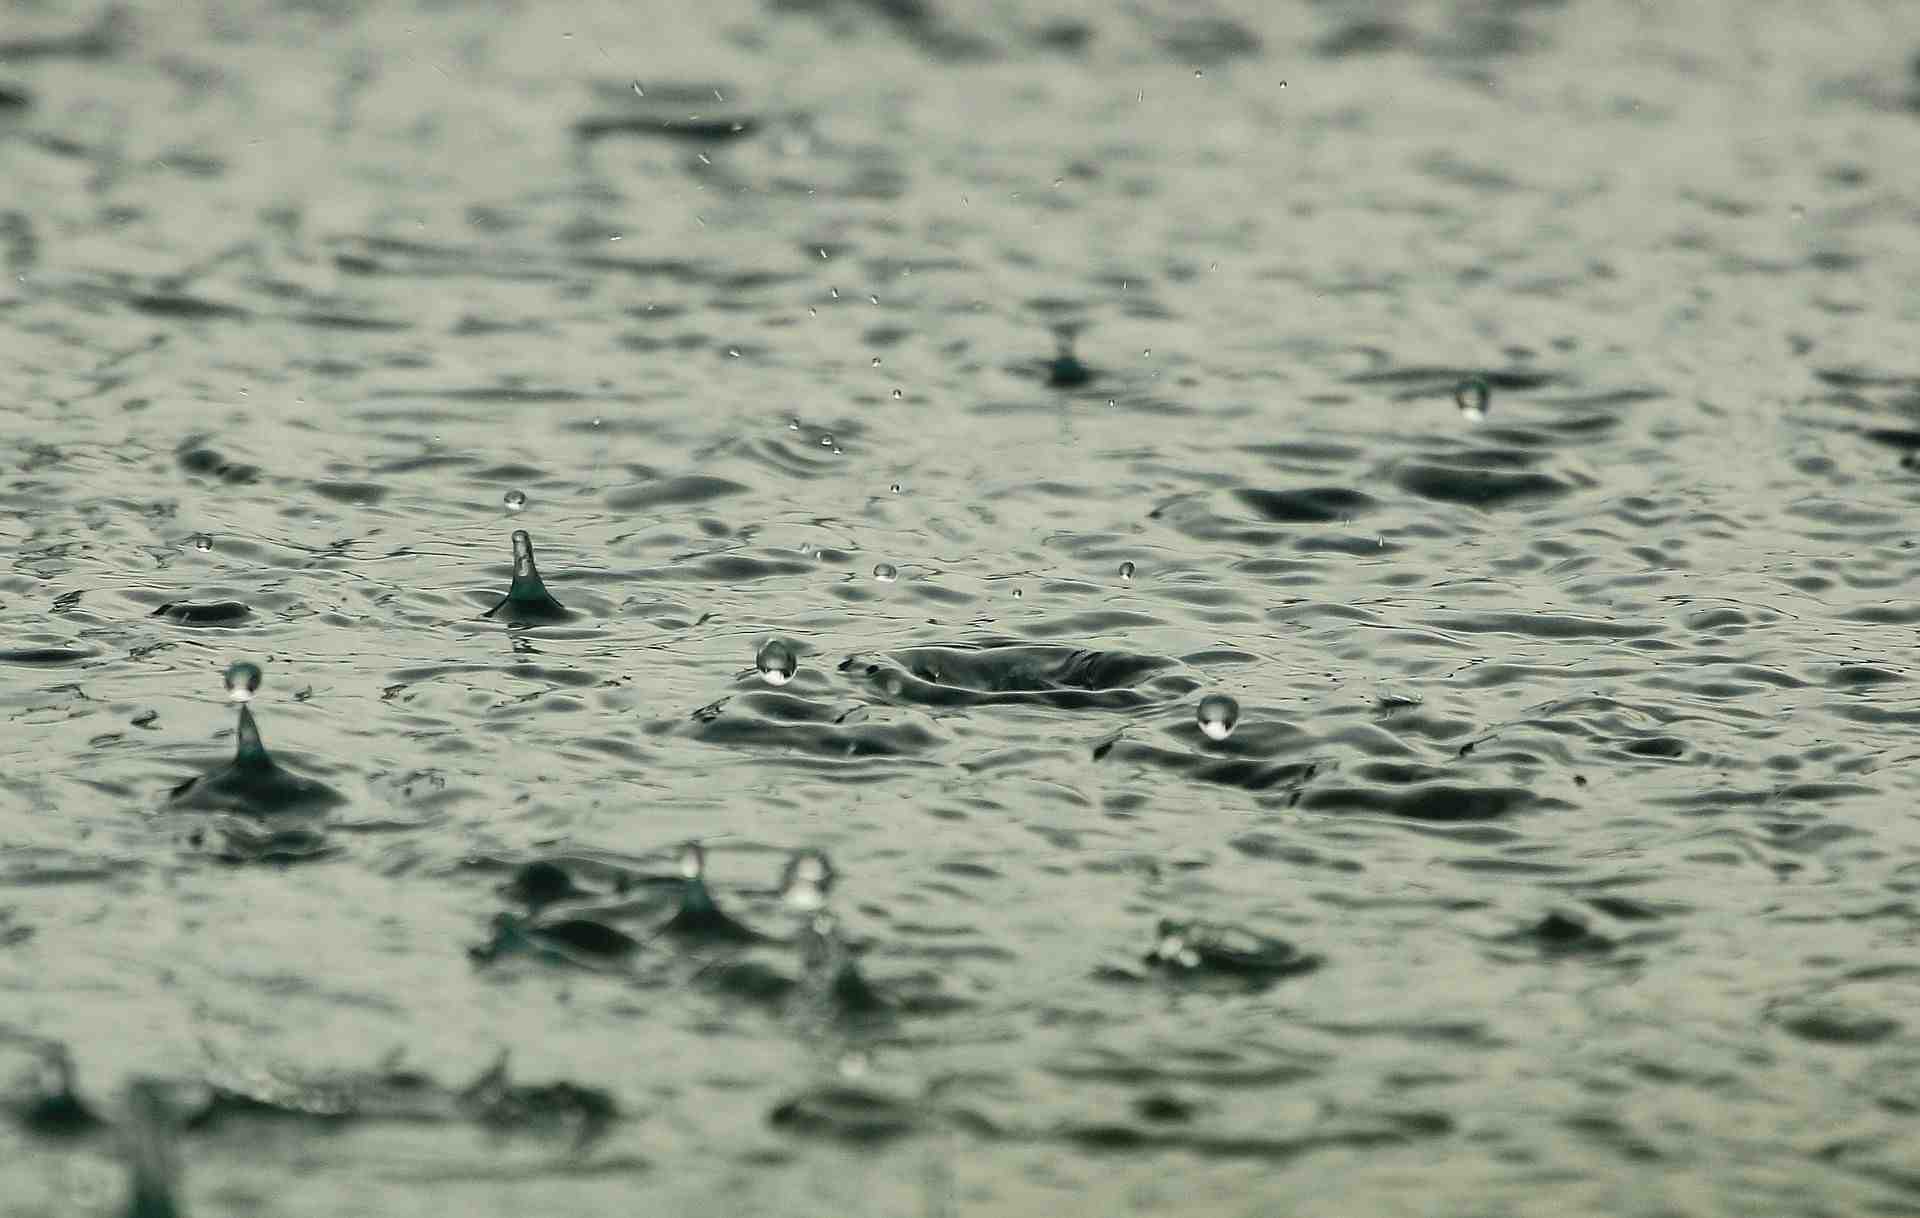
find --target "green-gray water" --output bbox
[4,1,1920,1214]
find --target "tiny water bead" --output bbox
[1455,376,1491,422]
[1119,561,1136,581]
[755,639,799,686]
[503,489,527,513]
[872,563,898,583]
[891,388,902,399]
[223,661,261,704]
[781,849,835,912]
[677,840,706,881]
[1196,693,1240,742]
[190,534,213,552]
[819,433,834,448]
[889,482,902,494]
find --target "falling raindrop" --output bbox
[830,287,840,299]
[867,294,879,305]
[891,388,902,400]
[1012,587,1023,599]
[871,356,881,367]
[1119,561,1136,581]
[503,490,527,513]
[780,849,835,912]
[788,418,801,431]
[1454,377,1491,423]
[872,563,898,583]
[190,534,213,552]
[755,639,799,686]
[224,661,262,705]
[1196,693,1240,742]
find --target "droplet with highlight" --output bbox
[780,848,835,913]
[191,534,213,553]
[1455,377,1491,423]
[503,490,527,513]
[677,840,706,881]
[873,563,898,583]
[755,639,799,686]
[1119,561,1136,581]
[1196,693,1240,742]
[223,661,262,704]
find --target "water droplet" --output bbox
[1011,587,1023,598]
[891,388,902,400]
[788,418,801,431]
[818,248,828,259]
[728,347,741,358]
[889,482,902,494]
[808,306,817,317]
[224,661,262,704]
[867,294,879,305]
[819,433,835,448]
[1194,68,1204,78]
[1142,348,1151,358]
[1196,693,1240,742]
[755,639,798,686]
[1454,377,1491,423]
[1119,561,1135,581]
[780,848,835,912]
[830,287,840,299]
[872,563,897,583]
[871,356,881,367]
[677,840,706,881]
[503,490,527,513]
[632,81,645,97]
[190,534,213,552]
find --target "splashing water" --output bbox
[1196,693,1240,742]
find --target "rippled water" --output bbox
[5,1,1920,1214]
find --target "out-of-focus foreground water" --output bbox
[3,1,1920,1214]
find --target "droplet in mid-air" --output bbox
[872,563,897,583]
[1196,693,1240,742]
[503,489,527,513]
[1119,561,1136,581]
[1455,377,1491,423]
[819,433,834,448]
[889,482,902,494]
[891,388,902,400]
[223,661,262,704]
[780,848,835,913]
[755,639,799,686]
[191,533,213,553]
[788,418,801,431]
[871,356,881,368]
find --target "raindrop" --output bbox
[830,287,840,299]
[1454,377,1490,423]
[871,356,881,368]
[1194,68,1204,78]
[781,849,835,912]
[632,81,645,97]
[224,661,262,705]
[891,388,902,400]
[818,248,828,259]
[788,418,801,431]
[1011,587,1023,599]
[808,307,817,317]
[677,840,706,881]
[872,563,897,583]
[889,483,902,494]
[502,490,527,513]
[728,348,741,358]
[1142,348,1151,358]
[1196,693,1240,742]
[755,639,799,686]
[190,534,213,552]
[867,294,879,305]
[819,433,835,448]
[1119,561,1136,581]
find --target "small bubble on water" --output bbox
[755,639,798,686]
[1196,693,1240,742]
[1454,376,1491,423]
[871,356,881,367]
[1119,561,1135,581]
[503,490,527,513]
[1011,587,1023,598]
[1194,68,1204,78]
[808,306,817,317]
[224,661,262,704]
[873,562,897,583]
[780,848,835,912]
[889,482,902,494]
[788,417,801,431]
[191,533,213,552]
[819,433,835,448]
[891,388,902,399]
[728,347,741,358]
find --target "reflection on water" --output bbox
[5,0,1920,1213]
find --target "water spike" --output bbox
[121,1079,183,1218]
[658,841,758,943]
[232,704,273,770]
[485,529,572,623]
